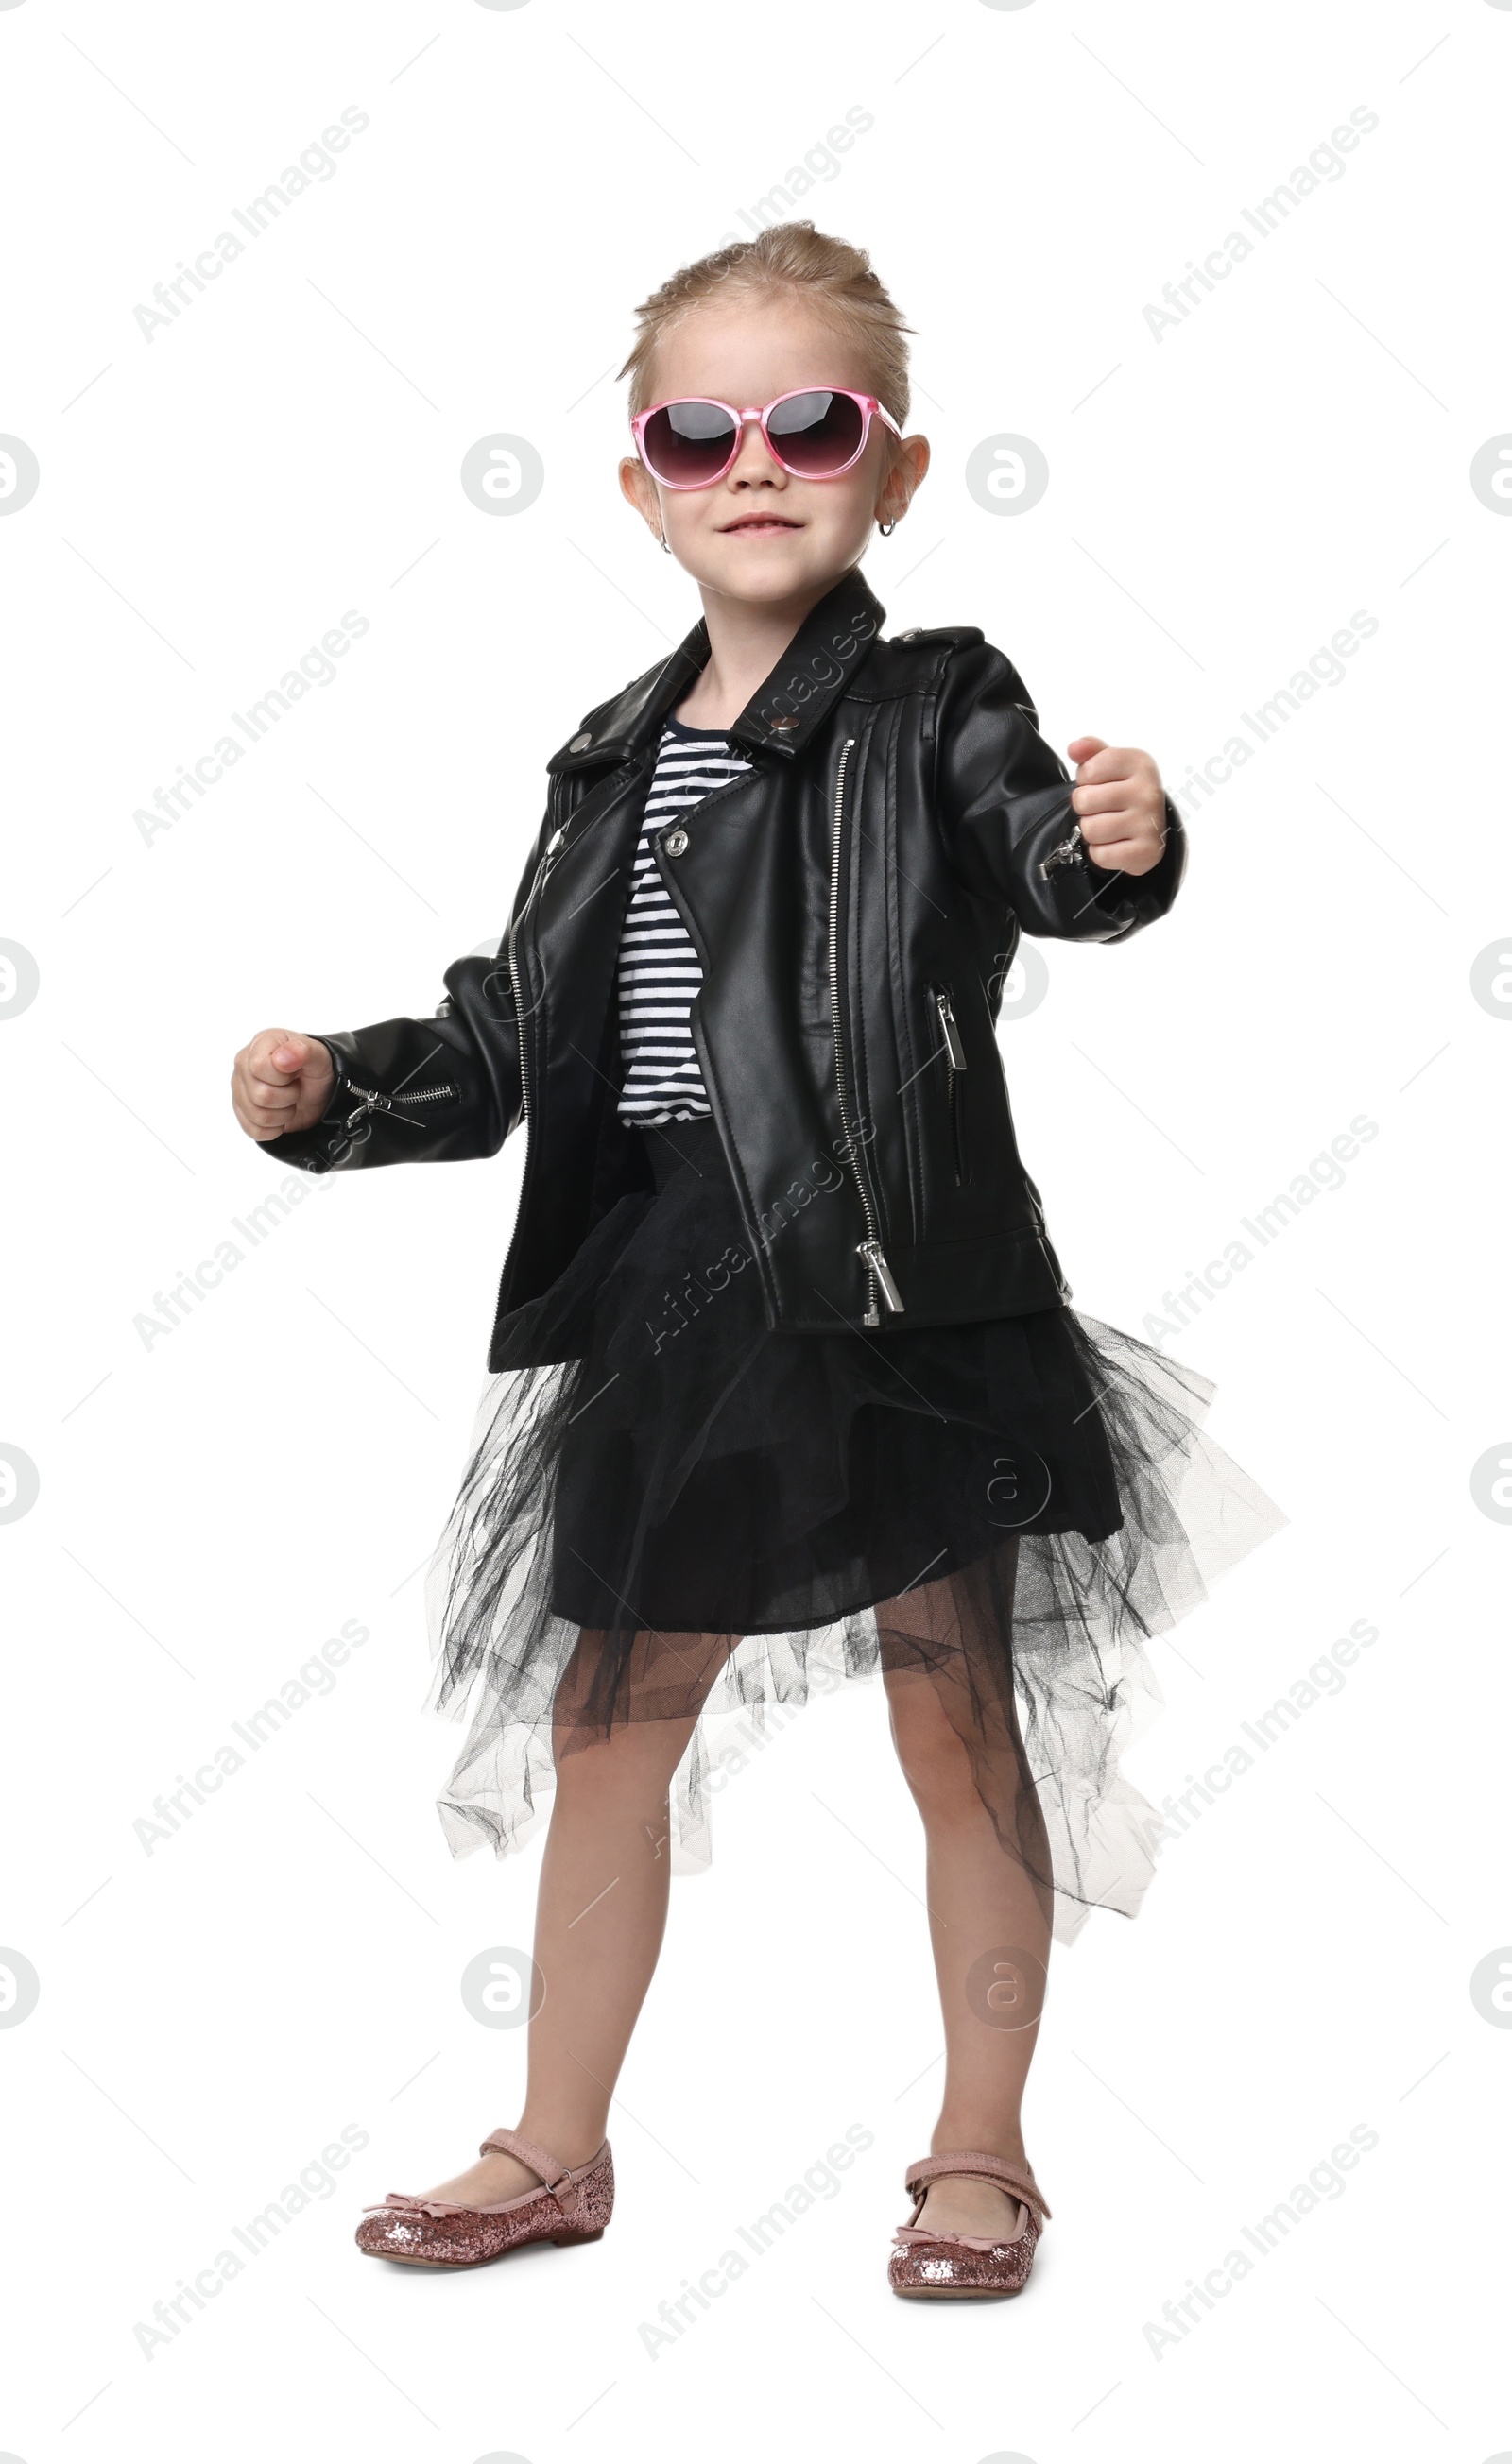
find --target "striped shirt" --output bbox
[615,717,753,1126]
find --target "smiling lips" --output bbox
[722,515,802,534]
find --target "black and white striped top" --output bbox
[615,717,752,1126]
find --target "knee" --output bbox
[552,1716,689,1816]
[886,1684,978,1822]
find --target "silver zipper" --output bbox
[341,1079,459,1131]
[828,733,903,1327]
[933,984,970,1186]
[1039,823,1085,879]
[507,820,566,1124]
[934,989,967,1071]
[858,1238,904,1312]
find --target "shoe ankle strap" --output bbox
[903,2149,1051,2222]
[478,2127,592,2220]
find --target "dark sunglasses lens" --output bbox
[767,390,865,474]
[643,401,738,484]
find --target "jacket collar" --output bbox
[545,566,887,775]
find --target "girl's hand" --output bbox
[232,1029,335,1141]
[1065,737,1169,875]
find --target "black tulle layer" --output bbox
[423,1115,1286,1940]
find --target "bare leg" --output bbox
[880,1542,1053,2239]
[422,1622,737,2205]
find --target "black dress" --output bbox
[421,763,1285,1944]
[422,1108,1288,1939]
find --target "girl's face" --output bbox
[619,290,928,607]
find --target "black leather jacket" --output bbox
[265,566,1186,1365]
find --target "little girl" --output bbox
[232,222,1283,2300]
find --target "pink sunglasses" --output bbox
[630,387,902,490]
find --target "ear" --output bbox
[876,432,930,528]
[620,454,662,534]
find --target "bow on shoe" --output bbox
[891,2221,1028,2254]
[364,2192,476,2218]
[363,2179,586,2224]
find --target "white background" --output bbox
[1,1,1506,2457]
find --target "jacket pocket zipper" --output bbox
[341,1078,460,1132]
[829,734,903,1326]
[1039,822,1085,879]
[929,981,969,1186]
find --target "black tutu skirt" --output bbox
[423,1114,1286,1941]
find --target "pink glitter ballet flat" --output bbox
[887,2150,1050,2301]
[355,2127,614,2268]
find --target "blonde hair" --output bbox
[617,222,915,427]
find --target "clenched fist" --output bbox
[1066,738,1169,875]
[232,1029,335,1143]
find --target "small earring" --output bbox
[878,518,896,537]
[656,528,671,554]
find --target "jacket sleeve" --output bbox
[260,811,553,1176]
[933,640,1187,942]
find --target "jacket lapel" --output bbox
[724,566,886,761]
[524,564,891,1131]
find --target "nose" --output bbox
[728,410,787,486]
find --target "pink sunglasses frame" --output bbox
[629,387,903,489]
